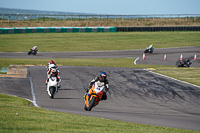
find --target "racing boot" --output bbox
[84,89,89,100]
[46,82,48,91]
[84,93,87,100]
[58,83,61,88]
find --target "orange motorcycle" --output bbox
[84,81,104,111]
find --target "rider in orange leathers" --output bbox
[84,72,109,100]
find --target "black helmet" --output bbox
[99,72,107,82]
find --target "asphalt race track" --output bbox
[0,46,200,131]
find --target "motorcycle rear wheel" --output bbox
[28,51,31,55]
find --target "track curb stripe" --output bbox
[0,27,116,34]
[144,69,200,89]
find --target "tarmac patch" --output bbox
[0,65,28,78]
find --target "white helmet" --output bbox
[49,64,55,69]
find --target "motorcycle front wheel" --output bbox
[49,86,55,99]
[87,96,96,111]
[33,51,37,55]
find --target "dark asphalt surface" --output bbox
[1,46,200,131]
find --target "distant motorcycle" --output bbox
[28,48,37,55]
[144,47,154,53]
[84,81,104,111]
[177,59,192,67]
[47,75,58,99]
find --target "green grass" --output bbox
[155,68,200,86]
[0,58,144,67]
[0,32,200,132]
[0,32,200,52]
[0,93,197,133]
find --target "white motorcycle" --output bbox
[47,76,58,99]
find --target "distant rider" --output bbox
[144,44,154,53]
[178,58,192,67]
[46,68,61,88]
[148,44,154,51]
[84,72,109,100]
[31,46,37,51]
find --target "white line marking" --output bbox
[134,57,139,65]
[28,71,39,107]
[144,69,200,89]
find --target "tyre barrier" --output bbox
[1,26,199,34]
[117,26,200,32]
[0,27,117,34]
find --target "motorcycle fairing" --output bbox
[85,81,104,108]
[47,76,58,97]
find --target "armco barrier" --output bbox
[0,27,116,34]
[117,26,200,32]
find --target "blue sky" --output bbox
[0,0,200,14]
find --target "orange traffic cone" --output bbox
[180,54,183,60]
[143,53,145,60]
[194,54,197,60]
[164,54,167,60]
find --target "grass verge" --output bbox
[0,32,200,52]
[155,68,200,86]
[0,93,197,133]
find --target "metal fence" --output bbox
[1,14,200,22]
